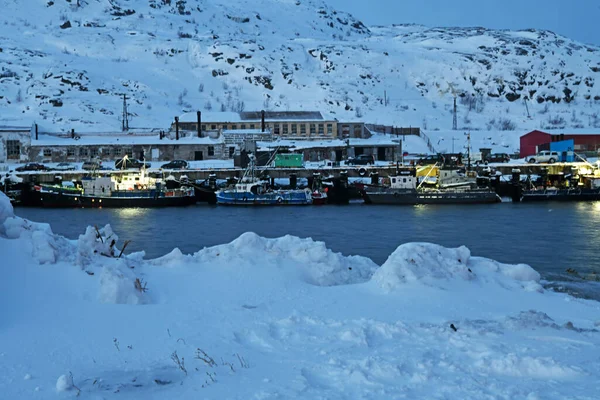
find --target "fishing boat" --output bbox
[216,155,312,205]
[520,162,600,202]
[363,166,501,205]
[36,158,196,208]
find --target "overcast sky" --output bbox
[326,0,599,46]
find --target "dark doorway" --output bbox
[377,147,386,161]
[195,151,204,161]
[354,147,364,156]
[335,150,343,162]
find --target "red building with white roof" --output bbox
[520,130,600,157]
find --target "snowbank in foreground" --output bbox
[0,196,599,400]
[374,242,543,292]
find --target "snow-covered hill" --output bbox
[1,0,600,132]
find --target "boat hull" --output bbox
[521,188,600,202]
[216,190,312,205]
[38,190,197,208]
[364,189,501,205]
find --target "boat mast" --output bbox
[465,132,471,170]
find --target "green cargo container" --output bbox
[274,153,304,168]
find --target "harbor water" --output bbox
[15,201,600,300]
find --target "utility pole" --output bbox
[451,136,458,153]
[121,94,129,132]
[465,132,471,170]
[452,96,458,130]
[524,98,531,119]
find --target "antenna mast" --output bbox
[452,96,458,130]
[122,94,129,132]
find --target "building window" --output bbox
[354,126,362,137]
[250,124,255,129]
[80,148,89,157]
[231,125,237,130]
[241,124,246,129]
[282,124,289,135]
[125,148,133,158]
[211,124,217,130]
[291,124,297,135]
[90,148,98,158]
[300,124,306,135]
[201,124,206,131]
[273,124,280,135]
[229,147,235,158]
[327,124,333,134]
[43,148,52,157]
[6,140,19,159]
[67,148,76,157]
[113,147,122,157]
[208,146,215,156]
[318,124,324,135]
[310,124,316,135]
[221,125,227,130]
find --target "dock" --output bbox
[9,162,592,184]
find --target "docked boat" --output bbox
[216,155,312,205]
[310,173,328,205]
[521,187,600,202]
[520,162,600,202]
[363,167,501,205]
[36,165,196,208]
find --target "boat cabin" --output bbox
[389,170,417,189]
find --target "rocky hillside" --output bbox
[0,0,599,132]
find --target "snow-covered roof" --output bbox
[257,135,400,150]
[178,111,333,123]
[32,133,222,146]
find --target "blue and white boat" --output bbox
[216,155,312,206]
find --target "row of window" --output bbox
[200,123,334,135]
[41,147,134,158]
[201,124,258,131]
[273,123,332,136]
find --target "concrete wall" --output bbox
[28,143,229,163]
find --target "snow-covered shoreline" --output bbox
[1,191,599,399]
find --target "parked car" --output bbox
[526,151,560,164]
[82,160,102,171]
[347,154,375,165]
[53,162,76,171]
[486,153,511,163]
[15,163,48,172]
[416,154,443,166]
[115,158,151,169]
[475,153,511,165]
[161,160,189,169]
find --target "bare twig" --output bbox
[94,225,104,243]
[69,372,81,396]
[118,240,131,258]
[113,338,120,352]
[171,351,187,375]
[221,358,235,372]
[195,348,216,367]
[235,353,249,368]
[134,278,148,293]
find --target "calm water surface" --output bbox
[15,202,600,298]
